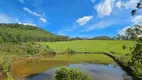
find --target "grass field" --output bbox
[39,40,136,54]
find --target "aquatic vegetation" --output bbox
[53,66,90,80]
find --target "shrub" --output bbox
[53,67,90,80]
[122,45,127,50]
[67,48,75,54]
[110,51,115,54]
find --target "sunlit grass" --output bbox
[41,54,114,63]
[39,40,136,54]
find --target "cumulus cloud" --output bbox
[131,15,142,24]
[95,0,114,18]
[82,21,114,32]
[90,0,95,3]
[18,0,24,4]
[116,1,121,8]
[0,13,14,23]
[23,7,42,17]
[125,0,139,9]
[76,16,93,26]
[40,18,47,23]
[118,26,131,35]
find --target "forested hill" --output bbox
[0,24,70,43]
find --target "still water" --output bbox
[12,54,134,80]
[23,62,133,80]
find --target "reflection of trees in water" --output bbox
[113,63,117,69]
[122,73,132,80]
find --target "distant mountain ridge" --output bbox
[0,24,70,43]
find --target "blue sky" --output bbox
[0,0,142,37]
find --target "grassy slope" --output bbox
[39,40,136,54]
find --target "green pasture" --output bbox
[39,40,136,54]
[41,54,114,63]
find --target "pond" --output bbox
[11,54,134,80]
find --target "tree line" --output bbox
[0,23,141,43]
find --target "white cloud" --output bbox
[18,0,24,4]
[0,13,14,23]
[22,23,36,26]
[95,0,114,18]
[116,1,121,8]
[23,7,47,23]
[40,18,47,23]
[125,0,139,9]
[138,34,142,37]
[118,26,131,35]
[76,16,93,26]
[131,15,142,24]
[58,30,64,35]
[15,19,36,26]
[91,0,95,3]
[0,13,36,26]
[23,7,42,17]
[82,21,114,32]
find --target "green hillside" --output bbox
[0,24,69,43]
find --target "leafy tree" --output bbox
[129,37,142,79]
[92,36,113,40]
[0,36,3,43]
[117,24,142,40]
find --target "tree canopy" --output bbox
[0,24,70,43]
[117,24,142,40]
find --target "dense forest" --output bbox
[0,24,70,43]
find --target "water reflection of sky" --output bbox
[25,62,133,80]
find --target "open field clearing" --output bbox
[39,40,136,54]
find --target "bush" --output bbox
[42,45,56,56]
[53,67,90,80]
[67,48,75,54]
[122,45,127,50]
[110,51,115,54]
